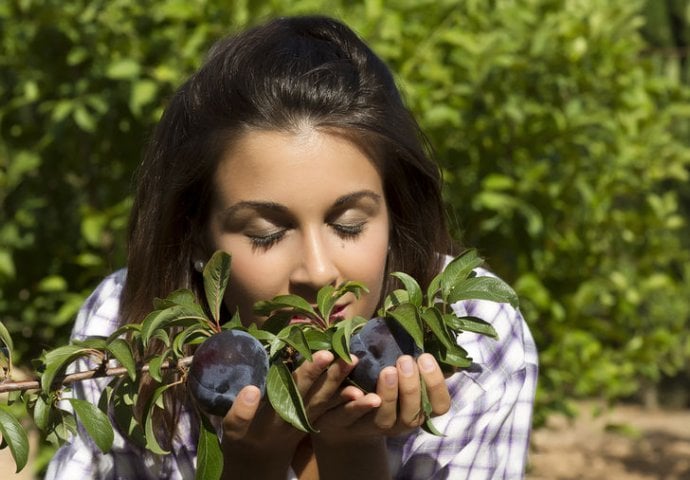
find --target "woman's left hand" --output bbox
[312,352,451,440]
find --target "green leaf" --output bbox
[196,415,223,480]
[267,362,315,433]
[381,289,410,313]
[440,250,484,300]
[444,315,498,339]
[153,289,197,310]
[420,376,444,437]
[277,326,313,363]
[33,394,52,430]
[332,316,367,362]
[147,353,166,383]
[390,272,423,307]
[0,405,29,472]
[140,305,208,347]
[426,273,442,307]
[388,303,424,349]
[144,383,177,455]
[0,321,13,351]
[106,339,137,380]
[448,276,519,308]
[316,284,337,320]
[302,329,331,351]
[420,308,455,350]
[204,250,232,325]
[68,398,114,453]
[254,295,318,319]
[41,345,90,394]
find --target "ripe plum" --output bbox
[348,317,420,392]
[188,329,269,416]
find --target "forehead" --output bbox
[213,128,385,205]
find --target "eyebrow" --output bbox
[219,190,382,218]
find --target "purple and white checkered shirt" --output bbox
[45,266,537,479]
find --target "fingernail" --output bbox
[242,388,259,405]
[384,369,397,387]
[420,354,436,373]
[399,356,414,377]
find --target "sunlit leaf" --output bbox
[390,272,423,307]
[444,315,498,339]
[448,276,519,308]
[254,295,317,319]
[440,250,484,300]
[41,345,90,394]
[106,339,136,380]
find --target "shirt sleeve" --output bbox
[386,268,539,479]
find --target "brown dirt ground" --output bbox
[2,401,689,479]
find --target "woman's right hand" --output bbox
[220,350,357,479]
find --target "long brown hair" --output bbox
[121,15,453,443]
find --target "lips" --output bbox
[288,303,348,326]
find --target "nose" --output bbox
[289,228,339,292]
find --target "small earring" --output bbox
[193,260,205,273]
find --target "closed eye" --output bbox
[247,230,286,251]
[331,222,366,239]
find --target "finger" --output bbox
[315,393,381,431]
[372,366,399,430]
[417,353,451,416]
[396,355,423,427]
[222,385,261,441]
[304,356,358,417]
[293,350,334,394]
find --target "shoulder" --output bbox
[71,269,127,340]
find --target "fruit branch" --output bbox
[0,355,193,394]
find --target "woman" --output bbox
[47,15,537,479]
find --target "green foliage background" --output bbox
[2,0,689,434]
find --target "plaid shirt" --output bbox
[46,266,538,479]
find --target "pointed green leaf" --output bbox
[147,353,166,383]
[204,251,232,324]
[420,309,455,350]
[448,276,519,308]
[388,304,424,349]
[381,289,410,313]
[302,328,331,351]
[278,326,313,363]
[41,345,90,394]
[68,398,114,453]
[196,415,223,480]
[144,383,177,455]
[221,310,243,330]
[0,321,14,351]
[153,288,197,310]
[331,316,366,363]
[420,377,444,437]
[334,280,369,298]
[266,362,315,433]
[106,338,136,380]
[441,250,484,300]
[426,273,442,307]
[316,285,337,320]
[253,295,318,319]
[0,405,29,472]
[140,305,208,347]
[444,315,498,339]
[106,323,141,343]
[33,393,52,430]
[390,272,423,307]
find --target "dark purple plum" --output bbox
[348,317,421,392]
[188,329,269,416]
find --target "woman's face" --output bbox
[206,128,390,327]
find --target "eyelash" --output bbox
[247,222,366,251]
